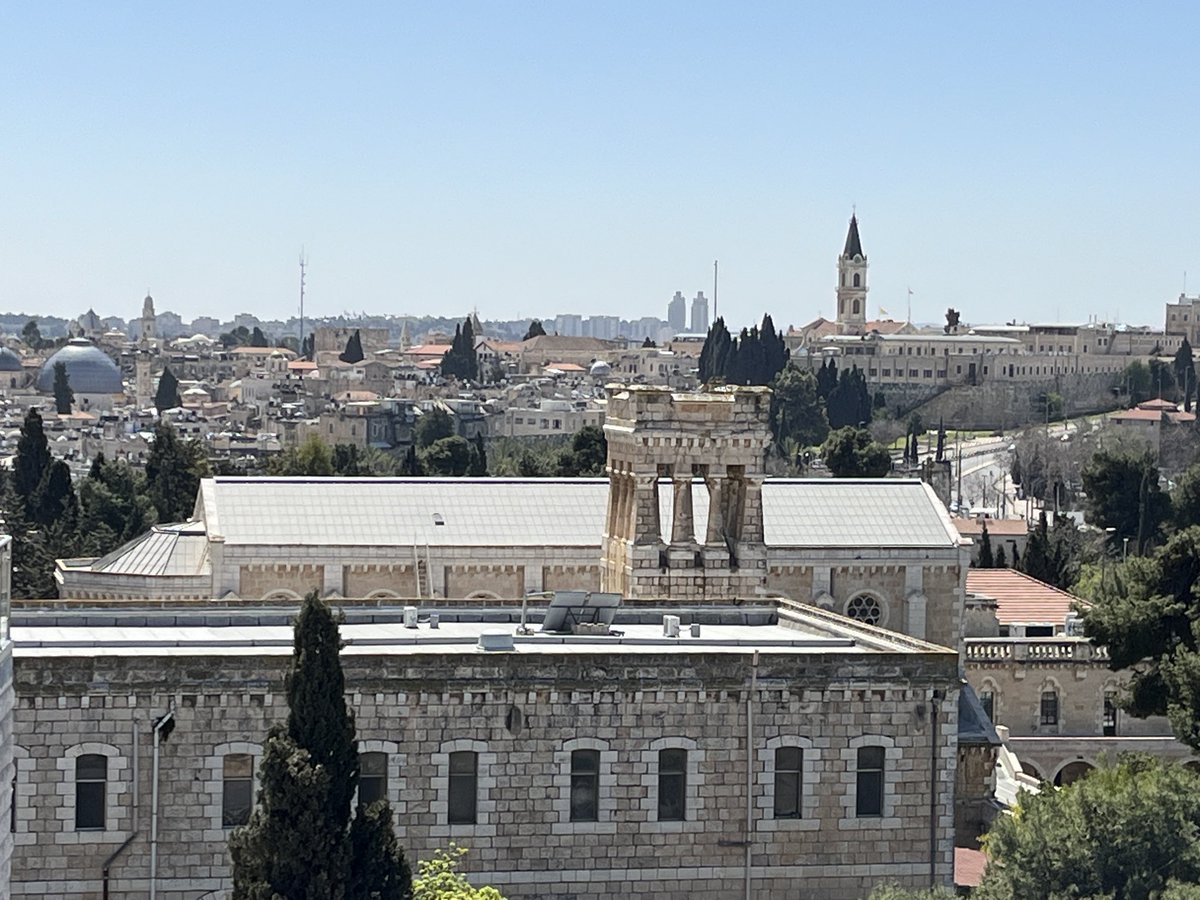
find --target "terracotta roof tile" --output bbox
[966,569,1086,626]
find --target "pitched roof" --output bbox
[92,522,210,576]
[965,569,1085,625]
[843,214,864,258]
[196,477,961,551]
[953,517,1029,538]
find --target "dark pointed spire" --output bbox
[843,214,864,258]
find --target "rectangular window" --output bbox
[1040,691,1059,726]
[657,748,687,821]
[359,751,388,808]
[855,746,884,817]
[222,754,254,826]
[1103,692,1118,737]
[448,751,478,825]
[980,691,995,723]
[569,749,600,822]
[773,747,803,819]
[75,754,107,830]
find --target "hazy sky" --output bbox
[3,3,1198,330]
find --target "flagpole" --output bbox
[907,288,913,325]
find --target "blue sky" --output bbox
[2,3,1198,331]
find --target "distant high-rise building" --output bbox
[554,314,583,337]
[689,292,709,334]
[836,213,868,335]
[191,316,220,336]
[667,291,687,333]
[587,315,620,340]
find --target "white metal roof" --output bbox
[196,476,960,551]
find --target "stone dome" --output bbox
[589,360,612,377]
[36,339,123,394]
[0,347,23,372]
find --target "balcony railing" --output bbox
[966,637,1110,663]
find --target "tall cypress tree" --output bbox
[154,366,182,412]
[13,408,51,515]
[231,592,411,899]
[52,362,74,414]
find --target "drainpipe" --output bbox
[928,689,944,890]
[149,707,176,900]
[101,722,139,900]
[745,650,759,900]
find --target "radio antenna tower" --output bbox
[299,250,307,358]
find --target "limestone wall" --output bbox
[0,641,13,896]
[11,649,959,900]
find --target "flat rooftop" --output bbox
[10,604,949,659]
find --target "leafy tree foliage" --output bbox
[555,424,607,477]
[21,320,47,350]
[250,326,270,348]
[1081,449,1167,555]
[232,592,410,900]
[770,366,829,453]
[698,315,789,386]
[414,408,455,450]
[440,319,479,382]
[52,361,73,414]
[340,330,366,364]
[302,332,315,360]
[145,422,211,523]
[825,365,873,429]
[1084,528,1200,748]
[220,325,252,349]
[1173,461,1200,531]
[401,444,423,477]
[469,433,488,477]
[821,427,892,478]
[412,846,505,900]
[975,758,1200,900]
[421,436,472,477]
[154,366,182,412]
[1123,360,1154,405]
[78,454,157,557]
[868,886,956,900]
[522,320,546,341]
[269,434,336,476]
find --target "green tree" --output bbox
[868,886,956,900]
[821,426,892,478]
[221,325,252,349]
[1176,337,1197,413]
[976,520,995,568]
[1084,528,1200,748]
[13,408,51,516]
[1082,449,1168,554]
[52,361,73,414]
[154,366,182,412]
[232,592,409,899]
[1174,461,1200,530]
[269,434,337,477]
[400,444,423,477]
[333,444,363,477]
[414,408,455,450]
[826,365,872,429]
[145,421,212,523]
[250,326,270,347]
[421,436,472,477]
[468,433,488,477]
[78,455,157,556]
[976,758,1200,900]
[340,330,365,364]
[1019,511,1082,590]
[522,320,546,341]
[698,318,733,383]
[1123,360,1154,405]
[440,319,479,382]
[21,319,45,350]
[412,846,505,900]
[555,425,607,477]
[770,366,830,452]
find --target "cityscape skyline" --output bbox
[4,5,1198,328]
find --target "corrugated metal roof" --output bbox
[93,523,210,576]
[198,477,961,551]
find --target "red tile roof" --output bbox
[966,569,1086,625]
[954,847,987,888]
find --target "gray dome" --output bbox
[0,347,22,372]
[36,339,123,394]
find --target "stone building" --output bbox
[963,569,1194,784]
[8,598,961,899]
[0,536,12,894]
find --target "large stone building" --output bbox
[8,598,962,899]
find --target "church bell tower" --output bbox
[836,214,868,335]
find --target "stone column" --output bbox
[705,468,726,545]
[740,476,764,544]
[670,474,694,544]
[633,472,662,544]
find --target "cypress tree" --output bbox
[469,433,488,476]
[154,366,182,412]
[52,361,73,414]
[145,421,210,523]
[977,520,995,568]
[13,408,51,515]
[339,330,365,365]
[232,592,412,899]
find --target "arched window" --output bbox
[853,273,861,288]
[433,739,496,838]
[757,737,819,832]
[657,748,688,821]
[554,738,615,833]
[569,750,600,822]
[640,737,703,831]
[58,743,129,838]
[1040,690,1059,726]
[773,746,803,819]
[852,300,860,315]
[855,746,885,817]
[448,751,477,825]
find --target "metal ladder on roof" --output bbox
[413,543,429,599]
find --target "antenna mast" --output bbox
[299,251,307,358]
